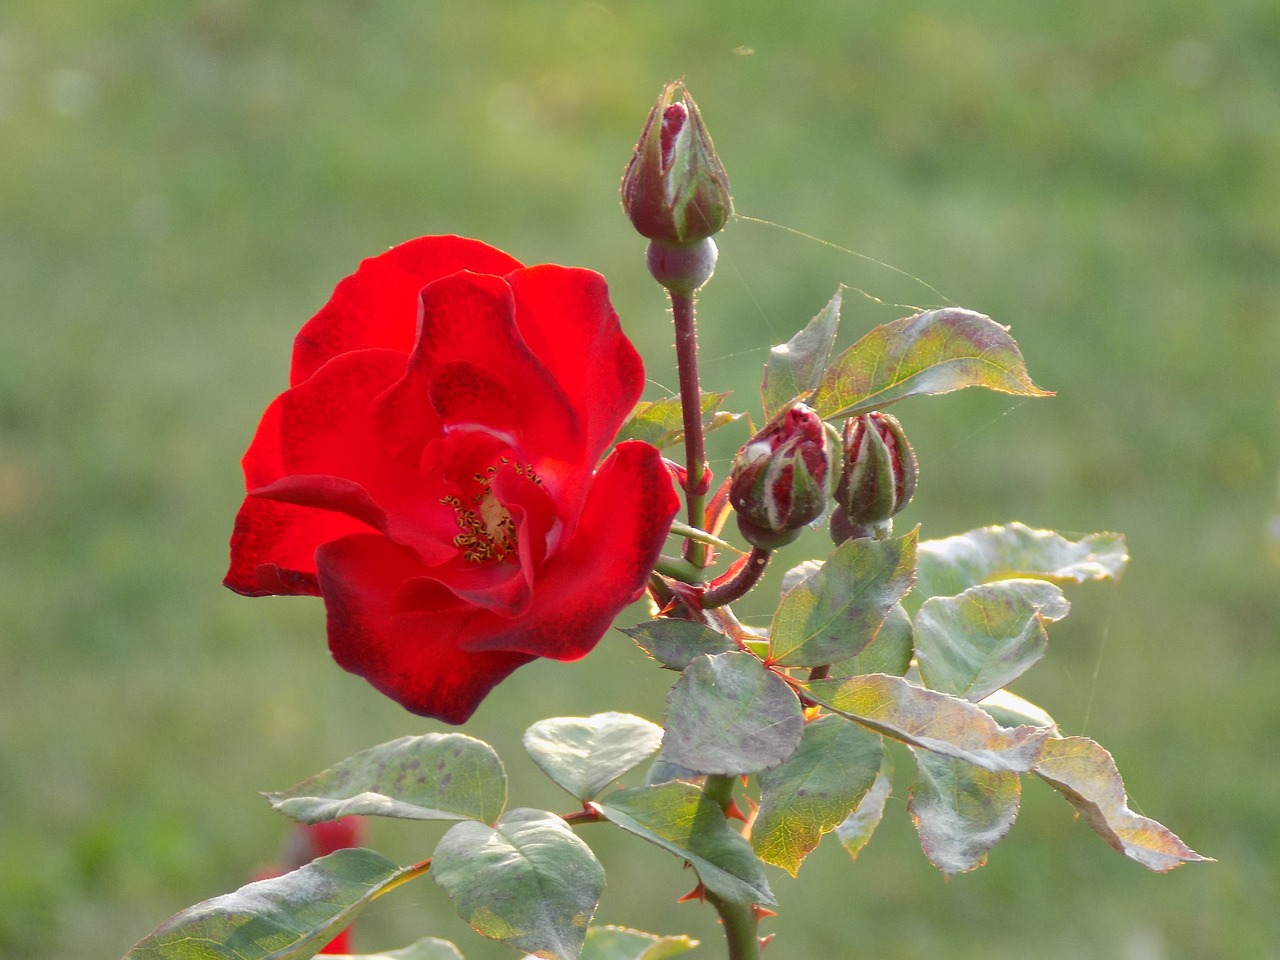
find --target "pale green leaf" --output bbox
[977,689,1060,735]
[836,767,893,860]
[571,925,699,960]
[523,713,663,802]
[761,289,841,416]
[615,392,738,450]
[832,602,913,677]
[909,749,1021,876]
[622,620,738,671]
[264,734,506,826]
[810,307,1050,420]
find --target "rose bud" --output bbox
[621,80,732,247]
[729,403,839,550]
[830,411,918,542]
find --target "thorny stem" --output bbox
[702,547,771,608]
[671,287,709,571]
[703,774,761,960]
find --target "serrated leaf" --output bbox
[836,767,893,860]
[334,938,466,960]
[832,602,914,677]
[264,734,506,826]
[799,674,1051,772]
[622,620,738,671]
[909,750,1021,877]
[977,689,1060,735]
[752,715,884,875]
[810,307,1050,420]
[571,925,699,960]
[915,523,1128,603]
[523,713,663,802]
[769,530,918,667]
[593,782,775,906]
[914,580,1068,701]
[615,392,737,450]
[1034,737,1211,872]
[432,809,603,960]
[123,849,412,960]
[761,289,841,416]
[660,652,803,775]
[644,758,704,787]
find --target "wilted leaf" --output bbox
[761,289,841,416]
[1034,737,1211,872]
[622,620,738,671]
[616,392,737,450]
[909,750,1021,876]
[810,307,1050,420]
[593,782,775,906]
[432,809,604,960]
[832,602,914,677]
[799,674,1051,772]
[752,715,884,875]
[915,523,1128,602]
[336,938,466,960]
[572,925,699,960]
[914,580,1068,701]
[769,531,918,667]
[264,734,506,826]
[836,767,893,860]
[977,689,1059,735]
[123,849,413,960]
[523,713,664,802]
[661,652,803,775]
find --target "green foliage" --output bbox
[659,652,803,775]
[835,768,893,861]
[264,735,507,826]
[432,810,604,960]
[622,620,738,671]
[760,289,841,417]
[523,713,663,802]
[908,750,1021,877]
[574,925,699,960]
[122,849,412,960]
[339,938,466,960]
[615,392,738,450]
[810,308,1050,420]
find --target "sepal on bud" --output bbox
[622,80,733,247]
[831,411,918,542]
[729,403,838,550]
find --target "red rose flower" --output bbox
[225,236,678,723]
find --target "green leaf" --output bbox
[810,307,1050,420]
[615,392,738,450]
[432,808,604,960]
[340,938,466,960]
[572,925,699,960]
[769,530,918,667]
[908,749,1021,876]
[123,848,414,960]
[660,652,803,775]
[799,674,1051,772]
[1034,737,1211,872]
[836,767,893,860]
[622,620,738,671]
[761,288,841,416]
[977,688,1060,735]
[593,782,775,906]
[264,734,506,826]
[752,715,884,875]
[832,602,913,677]
[914,580,1068,701]
[915,523,1128,603]
[523,713,664,802]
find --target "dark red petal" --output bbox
[317,534,534,723]
[225,496,370,597]
[291,236,523,386]
[460,440,679,658]
[507,266,646,463]
[373,272,583,467]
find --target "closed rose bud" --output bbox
[621,80,732,247]
[730,403,839,550]
[831,411,918,542]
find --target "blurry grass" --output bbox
[1,0,1278,957]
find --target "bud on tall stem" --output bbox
[830,411,918,542]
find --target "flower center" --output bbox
[441,457,542,564]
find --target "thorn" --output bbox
[724,798,750,823]
[759,934,775,951]
[752,905,778,920]
[676,881,707,904]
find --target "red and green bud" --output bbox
[621,80,733,247]
[729,403,839,550]
[831,411,918,542]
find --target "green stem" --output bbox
[706,893,762,960]
[670,286,708,571]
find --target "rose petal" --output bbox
[225,496,368,597]
[317,533,535,723]
[459,440,679,658]
[291,236,523,386]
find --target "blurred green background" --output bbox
[2,0,1278,957]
